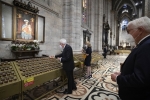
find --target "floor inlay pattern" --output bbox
[41,55,127,100]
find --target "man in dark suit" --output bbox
[51,38,77,94]
[111,16,150,100]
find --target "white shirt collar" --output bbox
[138,34,150,45]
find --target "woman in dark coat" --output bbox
[84,41,92,79]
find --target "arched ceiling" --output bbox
[112,0,143,22]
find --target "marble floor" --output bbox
[41,55,127,100]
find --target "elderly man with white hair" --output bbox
[111,16,150,100]
[50,38,77,94]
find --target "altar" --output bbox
[114,50,131,55]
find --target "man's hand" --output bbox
[49,56,55,58]
[57,57,61,61]
[86,54,89,56]
[111,72,121,82]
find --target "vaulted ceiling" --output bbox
[112,0,143,22]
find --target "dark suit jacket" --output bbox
[117,36,150,100]
[55,44,75,71]
[103,47,107,53]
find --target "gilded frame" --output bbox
[0,1,45,42]
[14,8,37,41]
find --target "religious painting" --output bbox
[16,9,36,40]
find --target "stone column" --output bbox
[99,0,103,52]
[106,0,108,20]
[139,8,142,17]
[108,0,112,46]
[115,14,119,46]
[90,0,95,49]
[113,11,117,46]
[86,0,91,28]
[144,0,150,17]
[111,10,116,46]
[103,0,106,19]
[88,0,92,28]
[93,0,98,51]
[62,0,82,51]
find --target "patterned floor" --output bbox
[41,55,127,100]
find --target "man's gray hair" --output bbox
[60,38,67,44]
[128,16,150,32]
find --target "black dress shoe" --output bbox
[87,75,92,79]
[63,91,72,94]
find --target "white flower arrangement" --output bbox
[7,40,41,51]
[33,40,41,43]
[33,40,41,50]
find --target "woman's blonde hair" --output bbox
[86,41,91,47]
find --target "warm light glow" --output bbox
[123,43,126,48]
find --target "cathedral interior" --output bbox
[0,0,149,100]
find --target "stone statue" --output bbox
[104,21,110,33]
[104,21,110,45]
